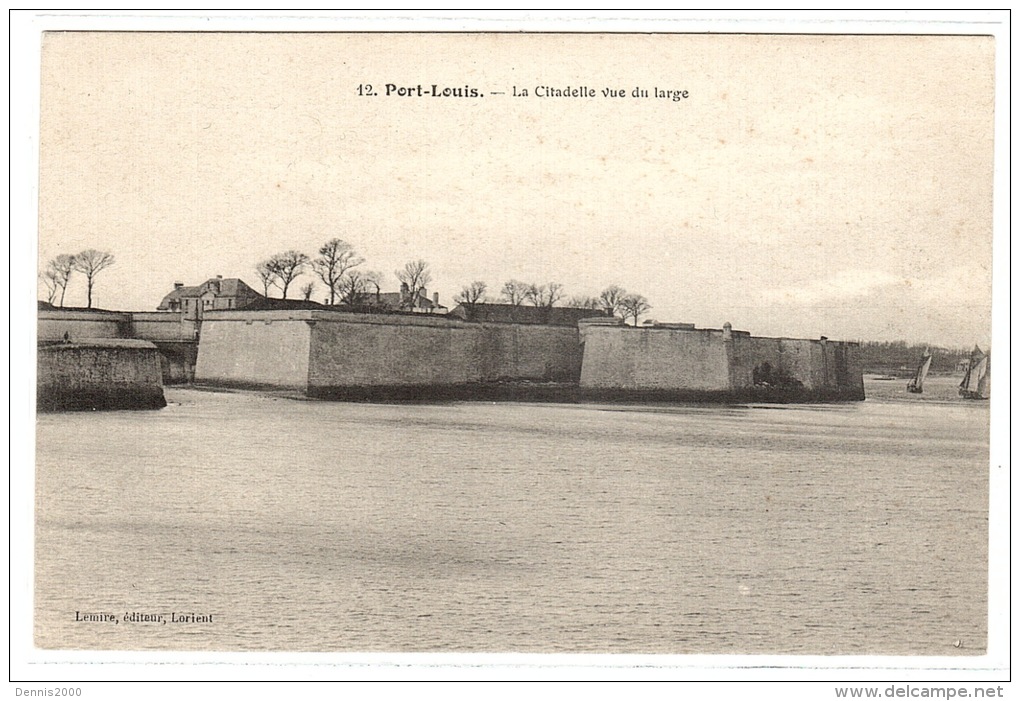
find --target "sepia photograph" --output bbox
[12,11,1009,687]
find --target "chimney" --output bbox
[433,292,440,306]
[216,274,223,279]
[174,282,184,290]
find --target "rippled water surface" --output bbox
[35,377,989,654]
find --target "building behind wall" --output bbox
[157,276,264,320]
[351,284,448,314]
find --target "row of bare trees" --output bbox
[40,241,653,324]
[40,249,116,309]
[256,239,436,311]
[595,284,652,326]
[453,280,652,325]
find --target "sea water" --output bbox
[33,376,990,654]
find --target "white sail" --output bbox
[907,351,932,393]
[959,346,990,399]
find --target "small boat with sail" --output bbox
[958,346,990,399]
[906,349,932,394]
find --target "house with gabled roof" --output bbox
[354,283,448,314]
[157,276,264,320]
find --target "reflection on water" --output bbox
[35,376,989,653]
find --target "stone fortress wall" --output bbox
[194,310,584,397]
[39,307,864,404]
[579,321,864,401]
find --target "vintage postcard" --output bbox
[12,12,1009,685]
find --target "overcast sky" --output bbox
[36,32,996,347]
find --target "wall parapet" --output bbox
[204,308,486,329]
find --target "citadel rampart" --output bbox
[39,307,865,405]
[579,322,864,402]
[195,310,584,399]
[37,339,167,411]
[37,309,129,342]
[579,323,731,392]
[193,310,314,390]
[38,309,198,384]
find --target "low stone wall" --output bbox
[37,310,130,342]
[38,309,199,384]
[129,312,198,342]
[37,339,167,411]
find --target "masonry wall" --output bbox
[37,340,166,411]
[307,312,581,391]
[38,310,129,342]
[819,340,866,399]
[39,310,201,385]
[191,309,863,401]
[129,312,198,342]
[730,335,863,396]
[310,315,475,387]
[579,324,865,400]
[194,310,582,394]
[579,325,730,391]
[730,335,818,389]
[152,342,198,384]
[472,322,582,382]
[194,312,312,390]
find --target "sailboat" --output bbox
[959,346,990,399]
[906,349,932,394]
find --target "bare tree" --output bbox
[567,294,603,310]
[46,254,76,307]
[525,282,564,308]
[300,281,316,301]
[268,250,310,299]
[362,270,384,305]
[454,281,488,305]
[395,259,433,310]
[337,270,370,305]
[619,293,652,326]
[40,269,60,304]
[72,249,115,309]
[500,279,529,306]
[312,238,363,305]
[599,285,628,316]
[547,282,564,307]
[255,260,278,297]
